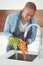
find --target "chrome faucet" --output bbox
[24,24,43,58]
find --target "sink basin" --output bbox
[8,53,38,62]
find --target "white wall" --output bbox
[0,0,43,10]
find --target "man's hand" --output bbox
[18,39,28,57]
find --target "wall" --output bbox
[0,0,43,10]
[0,0,43,32]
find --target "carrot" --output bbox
[19,39,28,57]
[20,45,27,57]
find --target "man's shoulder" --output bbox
[7,11,21,19]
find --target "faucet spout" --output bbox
[24,24,43,58]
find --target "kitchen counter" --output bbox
[0,50,43,65]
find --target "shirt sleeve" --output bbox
[4,15,13,38]
[27,18,38,44]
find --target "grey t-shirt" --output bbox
[18,20,28,32]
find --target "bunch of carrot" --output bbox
[8,37,28,58]
[19,39,28,57]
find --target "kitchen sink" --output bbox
[8,53,38,62]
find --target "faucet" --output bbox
[24,24,43,58]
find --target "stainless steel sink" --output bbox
[8,53,38,62]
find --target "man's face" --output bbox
[22,8,36,21]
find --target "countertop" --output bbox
[0,50,43,65]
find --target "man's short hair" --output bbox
[24,2,36,11]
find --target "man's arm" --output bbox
[27,18,38,44]
[4,15,13,38]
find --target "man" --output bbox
[4,2,37,52]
